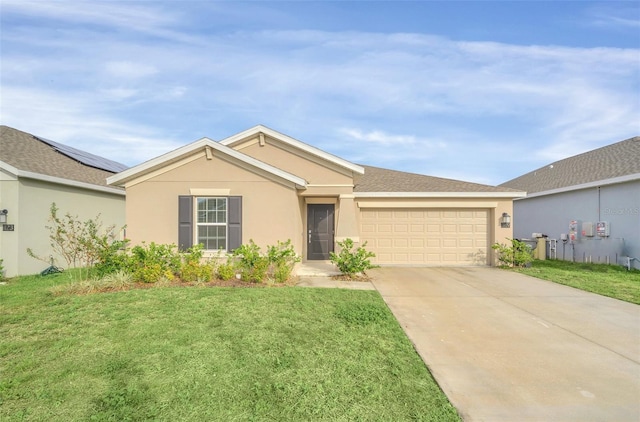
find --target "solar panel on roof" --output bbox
[34,136,129,173]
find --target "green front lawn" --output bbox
[512,259,640,304]
[0,272,459,421]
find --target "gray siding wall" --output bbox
[512,180,640,269]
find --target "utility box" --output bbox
[569,220,579,242]
[582,222,595,237]
[596,221,610,237]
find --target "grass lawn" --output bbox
[0,272,459,421]
[512,259,640,305]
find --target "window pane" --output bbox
[197,225,226,250]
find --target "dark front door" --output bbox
[307,204,335,260]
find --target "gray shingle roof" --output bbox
[0,125,125,189]
[500,136,640,194]
[354,165,521,193]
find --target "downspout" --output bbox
[597,186,601,221]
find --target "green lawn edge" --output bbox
[509,259,640,305]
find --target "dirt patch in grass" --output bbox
[330,274,372,282]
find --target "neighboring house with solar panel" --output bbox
[0,126,127,277]
[500,136,640,270]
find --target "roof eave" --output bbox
[354,191,527,198]
[516,173,640,200]
[0,163,125,196]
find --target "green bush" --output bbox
[0,258,5,280]
[241,256,270,283]
[233,239,300,283]
[130,242,181,283]
[330,238,377,277]
[216,261,237,281]
[181,260,214,283]
[92,239,131,278]
[491,239,534,267]
[179,244,214,283]
[266,239,301,283]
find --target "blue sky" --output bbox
[1,1,638,185]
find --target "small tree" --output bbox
[492,239,534,267]
[330,238,377,277]
[27,203,124,277]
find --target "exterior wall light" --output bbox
[500,212,511,228]
[0,209,7,224]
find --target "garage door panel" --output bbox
[411,224,424,233]
[360,208,489,266]
[394,239,408,247]
[394,224,408,232]
[411,238,425,247]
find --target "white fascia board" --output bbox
[107,137,215,186]
[0,160,19,177]
[16,169,125,196]
[219,125,365,175]
[354,191,527,198]
[518,173,640,200]
[107,137,307,189]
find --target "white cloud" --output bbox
[0,2,637,184]
[105,61,158,80]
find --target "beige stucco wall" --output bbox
[0,177,125,277]
[125,152,304,254]
[233,136,355,186]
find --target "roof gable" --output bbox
[500,136,640,194]
[107,136,306,188]
[219,125,365,175]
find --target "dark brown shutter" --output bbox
[228,196,242,251]
[178,196,193,251]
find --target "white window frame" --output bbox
[195,197,228,251]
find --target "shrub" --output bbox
[181,260,214,283]
[130,242,181,283]
[266,239,300,283]
[233,240,262,269]
[330,238,377,277]
[216,261,237,281]
[92,239,131,278]
[233,239,300,283]
[492,239,534,267]
[179,244,214,283]
[0,258,4,280]
[241,256,270,283]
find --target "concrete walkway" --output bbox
[370,267,640,422]
[294,261,376,290]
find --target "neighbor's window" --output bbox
[196,197,227,250]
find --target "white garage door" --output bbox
[359,209,489,265]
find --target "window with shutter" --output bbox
[180,196,241,252]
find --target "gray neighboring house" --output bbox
[0,126,127,277]
[500,136,640,269]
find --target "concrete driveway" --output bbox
[370,267,640,422]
